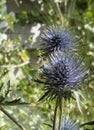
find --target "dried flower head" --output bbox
[37,53,88,101]
[61,117,79,130]
[41,27,77,56]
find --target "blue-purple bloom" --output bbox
[41,27,77,55]
[38,53,88,100]
[61,117,79,130]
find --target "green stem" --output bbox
[56,3,64,26]
[58,98,62,130]
[0,106,25,130]
[53,98,58,130]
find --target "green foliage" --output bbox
[0,0,94,130]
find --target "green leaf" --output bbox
[5,13,16,31]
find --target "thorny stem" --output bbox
[53,98,58,130]
[0,106,25,130]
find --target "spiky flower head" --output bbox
[37,52,88,101]
[61,117,79,130]
[40,27,77,56]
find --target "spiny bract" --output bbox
[38,52,88,100]
[41,27,77,55]
[61,117,79,130]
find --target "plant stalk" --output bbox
[0,106,25,130]
[58,97,62,130]
[53,98,58,130]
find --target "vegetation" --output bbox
[0,0,94,130]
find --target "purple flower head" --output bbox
[61,117,79,130]
[38,52,88,100]
[41,27,77,56]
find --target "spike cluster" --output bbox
[37,27,88,101]
[36,26,88,130]
[39,53,87,100]
[61,117,79,130]
[41,27,77,56]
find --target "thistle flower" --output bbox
[41,27,77,56]
[37,53,88,101]
[61,117,79,130]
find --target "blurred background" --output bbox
[0,0,94,130]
